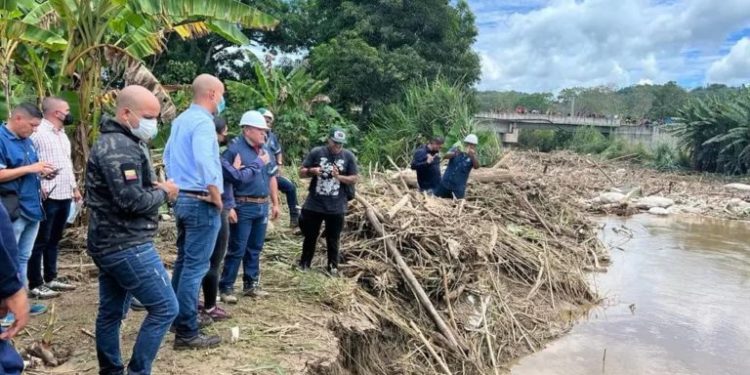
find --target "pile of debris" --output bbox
[315,165,608,374]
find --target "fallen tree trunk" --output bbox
[390,169,514,188]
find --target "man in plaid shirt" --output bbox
[28,97,82,299]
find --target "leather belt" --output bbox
[179,190,209,199]
[235,195,269,204]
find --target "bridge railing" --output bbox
[475,112,623,127]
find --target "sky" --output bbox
[468,0,750,92]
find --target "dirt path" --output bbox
[16,227,348,375]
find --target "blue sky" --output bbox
[467,0,750,92]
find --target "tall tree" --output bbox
[308,0,481,121]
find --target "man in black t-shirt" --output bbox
[298,128,358,276]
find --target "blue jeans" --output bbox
[172,196,220,338]
[12,216,40,287]
[29,199,71,289]
[219,202,269,293]
[434,184,466,199]
[0,333,23,375]
[276,176,299,216]
[90,243,178,375]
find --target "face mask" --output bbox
[130,118,159,142]
[62,113,74,125]
[216,96,226,114]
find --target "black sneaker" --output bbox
[174,332,222,350]
[169,314,213,333]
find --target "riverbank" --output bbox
[15,151,742,374]
[499,151,750,221]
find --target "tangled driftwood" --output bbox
[317,164,608,374]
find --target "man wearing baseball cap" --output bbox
[258,108,300,227]
[218,111,280,301]
[298,127,358,276]
[434,134,480,199]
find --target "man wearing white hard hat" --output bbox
[434,134,480,199]
[258,108,300,227]
[218,110,280,301]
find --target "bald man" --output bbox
[86,85,179,374]
[28,97,81,301]
[163,74,224,349]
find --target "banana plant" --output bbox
[13,0,278,170]
[0,0,66,117]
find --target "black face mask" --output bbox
[218,138,228,147]
[62,113,74,125]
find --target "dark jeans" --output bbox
[0,334,23,375]
[219,202,268,293]
[90,243,178,375]
[277,176,299,216]
[29,198,71,289]
[202,209,229,310]
[172,195,221,339]
[434,184,466,199]
[300,209,345,269]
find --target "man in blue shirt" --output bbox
[164,74,225,349]
[219,110,280,300]
[259,108,300,227]
[434,134,480,199]
[0,103,56,321]
[410,136,444,193]
[0,203,28,375]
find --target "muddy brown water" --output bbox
[513,214,750,375]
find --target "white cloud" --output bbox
[471,0,750,92]
[706,37,750,85]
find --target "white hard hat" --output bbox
[239,110,269,130]
[463,134,478,145]
[259,108,274,120]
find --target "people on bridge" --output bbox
[434,134,480,199]
[410,136,444,194]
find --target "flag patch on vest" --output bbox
[120,163,138,184]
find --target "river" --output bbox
[513,214,750,375]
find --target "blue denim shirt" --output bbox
[222,137,276,198]
[440,147,475,197]
[0,125,43,221]
[266,131,282,156]
[164,104,223,193]
[410,144,441,192]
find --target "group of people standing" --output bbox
[0,73,481,375]
[0,73,359,374]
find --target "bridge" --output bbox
[473,112,670,145]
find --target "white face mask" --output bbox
[130,118,158,142]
